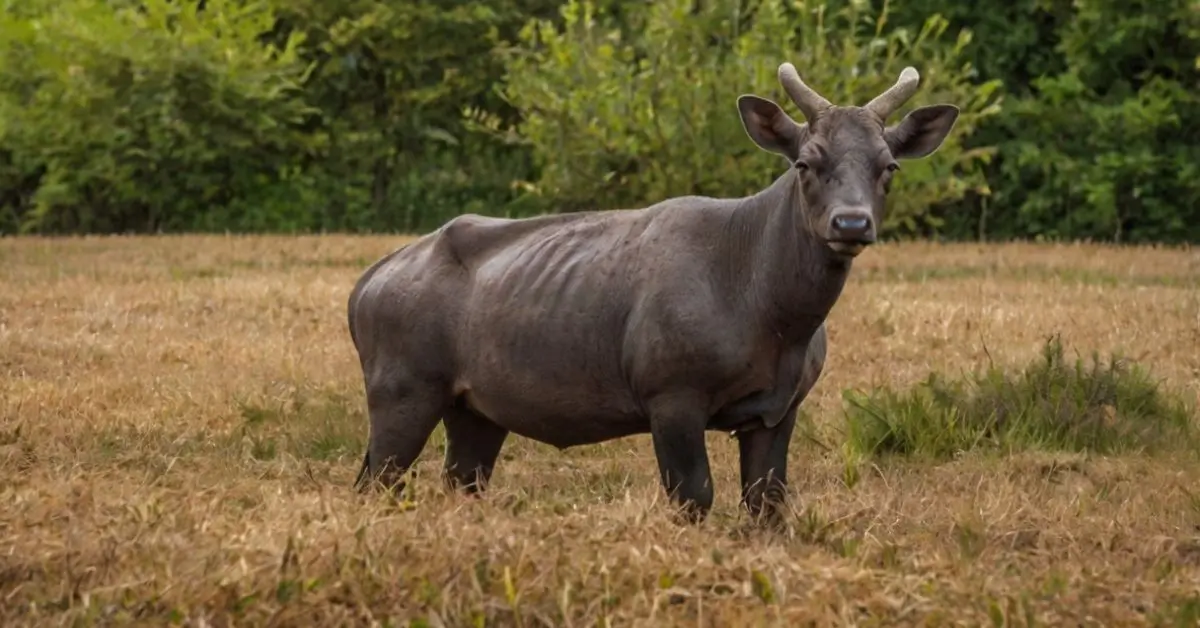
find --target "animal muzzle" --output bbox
[826,210,876,256]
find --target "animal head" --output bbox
[737,62,959,258]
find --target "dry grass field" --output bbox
[2,234,1200,627]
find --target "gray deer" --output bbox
[347,61,959,524]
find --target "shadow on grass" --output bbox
[841,334,1196,461]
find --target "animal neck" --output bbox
[725,169,852,343]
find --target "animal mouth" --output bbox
[826,240,870,257]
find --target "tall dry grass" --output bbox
[2,235,1199,626]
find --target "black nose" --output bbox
[830,214,874,242]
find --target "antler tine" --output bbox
[864,67,921,120]
[777,62,833,122]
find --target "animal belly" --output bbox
[454,295,644,447]
[457,381,647,449]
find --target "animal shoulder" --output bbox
[437,213,571,266]
[438,209,658,268]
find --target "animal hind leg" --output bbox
[441,403,509,494]
[359,376,446,496]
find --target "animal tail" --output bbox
[353,448,370,492]
[348,283,369,492]
[346,281,362,349]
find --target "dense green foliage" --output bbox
[841,335,1197,460]
[0,0,1195,241]
[884,0,1200,242]
[0,0,315,233]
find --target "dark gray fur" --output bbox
[347,62,959,524]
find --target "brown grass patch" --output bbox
[2,235,1200,626]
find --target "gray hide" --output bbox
[347,61,959,524]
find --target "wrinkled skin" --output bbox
[347,63,959,525]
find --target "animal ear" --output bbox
[884,104,959,160]
[737,95,804,161]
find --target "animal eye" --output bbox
[794,160,810,172]
[886,162,900,173]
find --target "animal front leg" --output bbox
[647,394,715,524]
[737,325,826,525]
[736,409,798,526]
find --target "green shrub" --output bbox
[266,0,563,232]
[981,0,1200,244]
[0,0,317,233]
[985,73,1200,243]
[876,0,1200,243]
[0,0,563,234]
[843,335,1196,459]
[491,0,1002,235]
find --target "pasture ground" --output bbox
[2,235,1199,626]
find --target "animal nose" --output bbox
[829,213,874,242]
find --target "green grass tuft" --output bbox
[842,334,1196,460]
[230,385,365,463]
